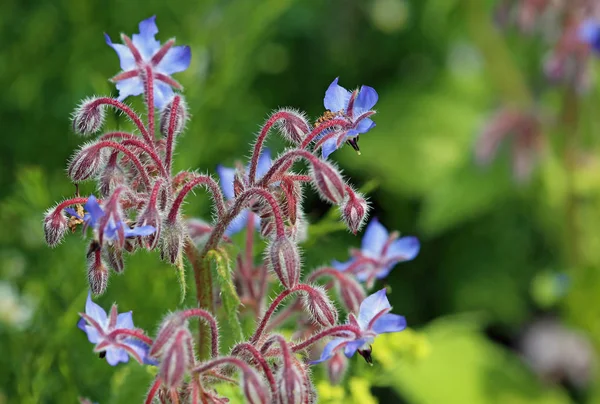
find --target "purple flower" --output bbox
[333,218,419,287]
[311,289,406,364]
[216,149,272,236]
[66,195,155,244]
[580,19,600,53]
[77,291,155,366]
[105,16,191,108]
[321,78,378,158]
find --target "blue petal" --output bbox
[116,77,144,102]
[116,311,134,329]
[324,78,351,112]
[104,33,136,71]
[372,313,407,334]
[385,236,420,262]
[344,339,366,358]
[85,290,108,325]
[216,165,236,200]
[309,338,348,364]
[225,210,250,236]
[152,81,174,109]
[124,224,156,238]
[65,207,83,220]
[131,16,160,60]
[83,324,101,344]
[358,289,390,330]
[84,196,105,228]
[157,45,191,75]
[353,85,378,116]
[355,118,376,135]
[580,20,600,44]
[127,338,159,366]
[77,317,86,332]
[361,219,389,257]
[255,149,272,179]
[321,137,338,159]
[105,347,129,366]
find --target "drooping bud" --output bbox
[337,274,366,314]
[241,367,270,404]
[160,218,185,264]
[159,328,194,390]
[159,96,188,138]
[327,350,348,385]
[137,201,162,251]
[104,244,124,273]
[68,142,108,182]
[87,241,108,295]
[72,97,106,136]
[233,171,245,198]
[259,216,275,239]
[268,237,301,289]
[277,359,308,404]
[275,108,311,145]
[150,313,189,358]
[301,285,338,328]
[98,152,127,198]
[310,160,346,204]
[341,190,369,234]
[44,206,69,247]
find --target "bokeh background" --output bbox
[2,0,600,402]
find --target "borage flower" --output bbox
[105,16,191,108]
[77,291,155,366]
[311,289,406,364]
[333,218,419,288]
[319,78,378,158]
[216,149,272,236]
[580,19,600,53]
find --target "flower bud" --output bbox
[68,142,107,182]
[310,160,345,204]
[268,237,301,289]
[341,191,368,234]
[275,108,311,145]
[327,350,348,385]
[150,313,189,358]
[160,328,193,390]
[259,216,275,239]
[104,244,124,273]
[277,361,308,404]
[98,153,127,198]
[72,97,106,136]
[241,367,270,404]
[44,206,69,247]
[137,201,162,251]
[159,96,188,138]
[160,218,184,264]
[87,241,108,295]
[301,285,338,328]
[337,275,366,314]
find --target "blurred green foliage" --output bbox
[2,0,600,403]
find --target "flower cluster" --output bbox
[44,16,416,402]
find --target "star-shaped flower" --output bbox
[216,149,272,236]
[311,289,406,364]
[320,78,378,158]
[105,16,191,108]
[77,291,155,366]
[333,218,419,288]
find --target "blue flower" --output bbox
[77,291,156,366]
[311,289,406,364]
[320,78,378,158]
[105,16,191,108]
[66,195,155,244]
[333,218,419,288]
[216,149,272,236]
[580,19,600,53]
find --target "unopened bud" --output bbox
[233,171,245,198]
[341,191,368,234]
[337,274,366,314]
[98,154,127,198]
[72,97,106,136]
[301,285,338,328]
[310,160,346,204]
[104,244,124,273]
[87,241,108,295]
[137,201,162,251]
[241,367,270,404]
[159,96,188,138]
[68,142,107,182]
[268,237,301,289]
[327,350,348,385]
[277,361,308,404]
[275,108,311,145]
[260,216,275,239]
[160,328,193,390]
[44,207,69,247]
[150,313,189,358]
[160,219,184,264]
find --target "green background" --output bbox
[1,0,599,403]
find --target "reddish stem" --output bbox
[248,111,290,185]
[144,377,162,404]
[299,118,349,149]
[231,343,277,396]
[144,65,156,142]
[99,131,139,142]
[165,95,181,174]
[107,328,154,345]
[291,324,361,353]
[168,175,226,222]
[259,149,322,187]
[121,138,167,177]
[93,141,151,189]
[90,98,150,144]
[53,197,91,214]
[180,308,220,358]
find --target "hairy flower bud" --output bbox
[337,275,366,314]
[159,96,188,138]
[275,108,311,145]
[68,142,107,182]
[310,160,346,204]
[241,367,270,404]
[277,360,308,404]
[160,218,184,264]
[72,97,106,136]
[327,351,348,385]
[301,285,338,328]
[137,201,162,251]
[341,191,368,234]
[98,153,127,198]
[87,241,108,295]
[268,237,301,289]
[160,328,194,390]
[104,244,124,273]
[44,206,69,247]
[151,313,189,358]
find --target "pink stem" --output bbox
[299,118,349,149]
[291,324,361,352]
[168,175,226,222]
[180,308,220,358]
[89,98,150,144]
[144,65,156,143]
[121,138,168,177]
[248,111,290,185]
[231,343,277,396]
[259,149,322,187]
[165,95,180,174]
[93,141,151,189]
[54,197,91,214]
[144,377,162,404]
